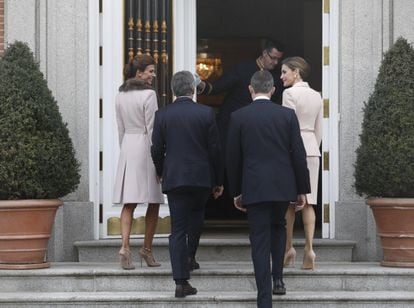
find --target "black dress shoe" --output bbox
[273,279,286,295]
[175,282,198,298]
[188,257,200,271]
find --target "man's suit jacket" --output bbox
[226,98,310,205]
[200,60,284,141]
[151,96,224,193]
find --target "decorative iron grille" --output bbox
[125,0,173,107]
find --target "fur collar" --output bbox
[119,78,153,92]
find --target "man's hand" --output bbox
[295,194,307,212]
[197,80,206,94]
[212,185,224,199]
[234,195,246,212]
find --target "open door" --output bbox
[98,0,173,238]
[196,0,334,237]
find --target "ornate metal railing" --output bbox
[125,0,172,107]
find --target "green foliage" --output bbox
[0,41,80,199]
[354,37,414,197]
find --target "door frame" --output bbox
[89,0,340,239]
[321,0,339,239]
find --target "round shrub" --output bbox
[354,37,414,197]
[0,42,80,200]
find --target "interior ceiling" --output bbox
[197,0,298,41]
[197,0,323,91]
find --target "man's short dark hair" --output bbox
[250,70,274,94]
[171,71,195,97]
[262,39,285,53]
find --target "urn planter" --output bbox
[367,198,414,267]
[0,199,62,269]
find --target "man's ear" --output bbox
[270,86,275,96]
[248,85,254,96]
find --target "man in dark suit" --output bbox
[198,39,285,148]
[151,71,224,298]
[198,39,285,218]
[226,70,310,308]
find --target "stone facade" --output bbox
[4,0,93,261]
[335,0,414,261]
[0,0,4,56]
[3,0,414,261]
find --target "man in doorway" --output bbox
[198,39,285,218]
[197,39,284,146]
[226,70,310,308]
[151,71,224,298]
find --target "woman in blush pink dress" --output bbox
[113,55,164,269]
[280,57,322,270]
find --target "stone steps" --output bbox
[1,262,414,292]
[74,238,356,263]
[0,291,413,307]
[2,262,414,307]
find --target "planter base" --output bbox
[0,199,62,269]
[368,198,414,268]
[381,260,414,267]
[0,262,50,270]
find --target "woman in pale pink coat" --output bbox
[113,55,164,269]
[280,57,322,270]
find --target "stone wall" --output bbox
[5,0,90,202]
[336,0,414,261]
[4,0,93,261]
[0,0,4,56]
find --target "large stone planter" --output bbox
[367,198,414,267]
[0,199,62,269]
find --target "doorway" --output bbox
[196,0,323,233]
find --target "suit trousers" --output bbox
[167,187,210,283]
[246,202,289,308]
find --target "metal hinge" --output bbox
[323,46,330,66]
[323,151,329,171]
[324,0,330,14]
[324,203,330,223]
[323,99,329,118]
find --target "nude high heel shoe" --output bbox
[284,247,296,267]
[139,247,161,267]
[302,250,316,270]
[119,249,135,270]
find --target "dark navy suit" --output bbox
[200,60,283,148]
[226,98,310,308]
[151,96,223,283]
[200,60,284,219]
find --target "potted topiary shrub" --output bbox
[354,37,414,267]
[0,42,80,269]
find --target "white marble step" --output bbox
[0,291,413,307]
[74,238,355,263]
[1,262,413,293]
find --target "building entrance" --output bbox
[196,0,323,231]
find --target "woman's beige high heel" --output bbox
[302,250,316,270]
[284,247,296,267]
[139,247,161,267]
[119,249,135,270]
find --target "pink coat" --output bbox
[112,89,164,204]
[282,82,322,204]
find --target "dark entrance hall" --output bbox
[196,0,322,229]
